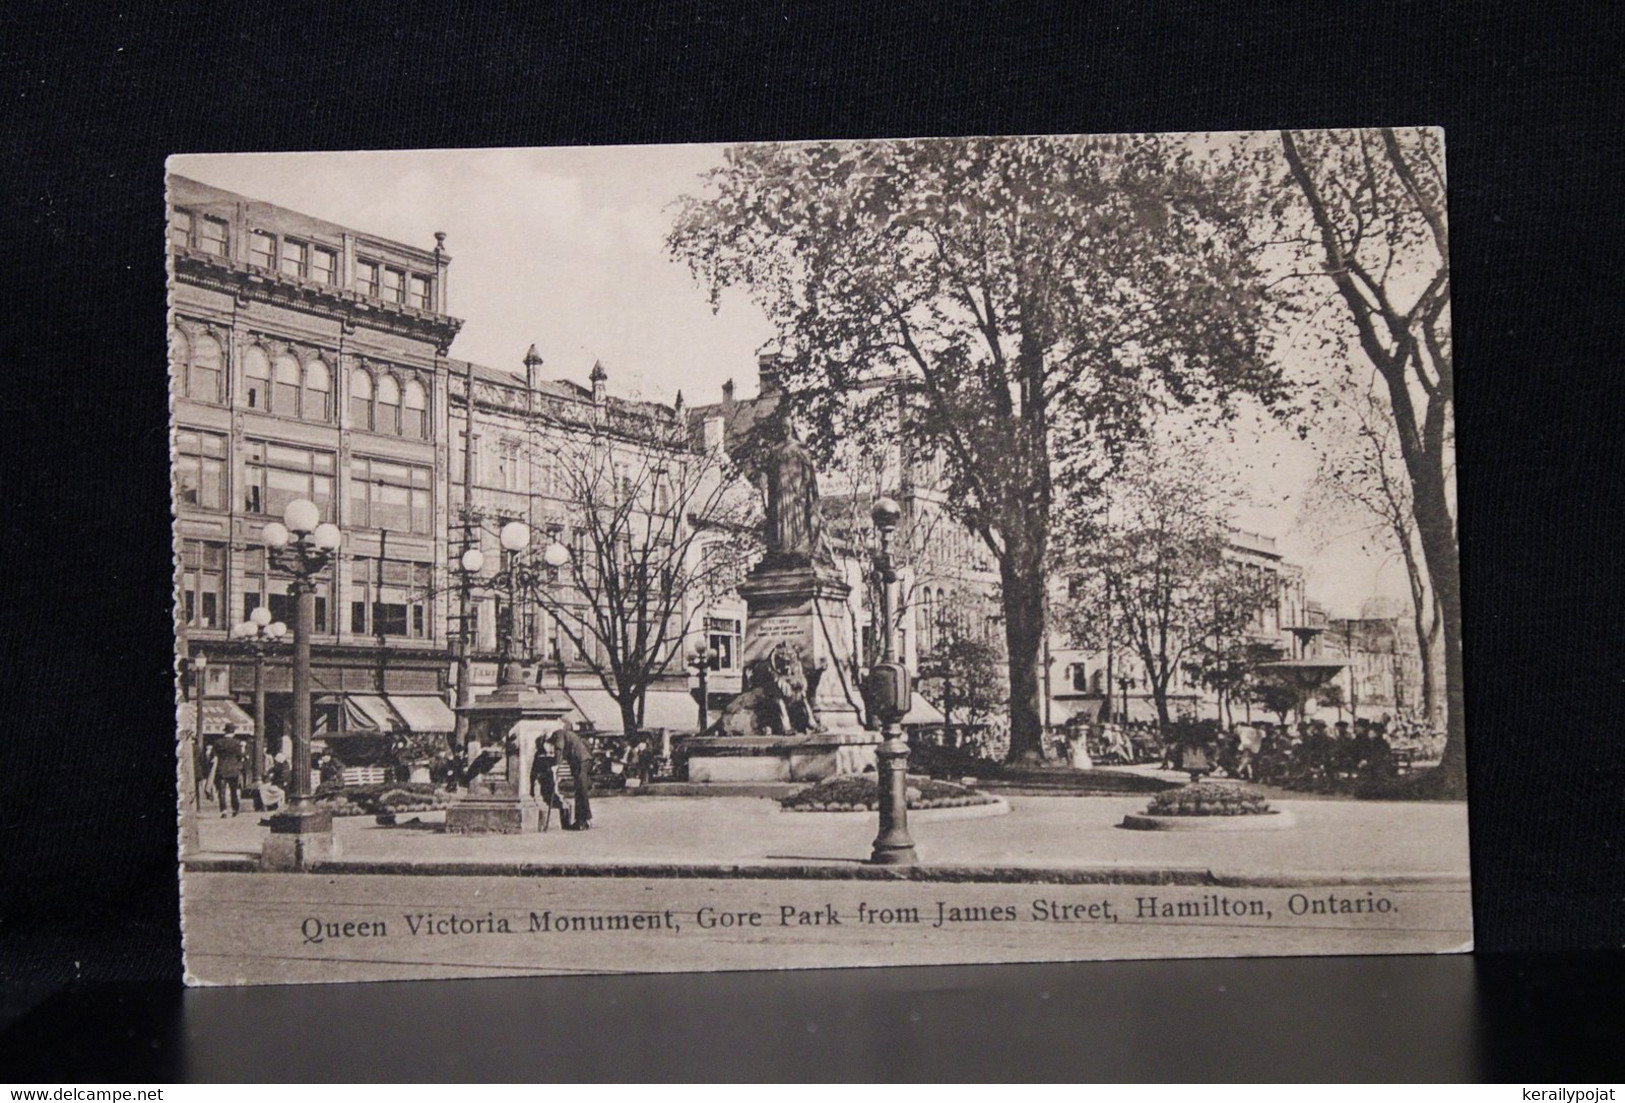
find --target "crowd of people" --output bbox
[1077,715,1439,793]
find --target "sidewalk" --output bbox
[185,791,1471,887]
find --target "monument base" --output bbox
[685,730,880,784]
[444,797,542,835]
[260,808,337,871]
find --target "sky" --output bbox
[170,144,1412,618]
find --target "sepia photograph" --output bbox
[170,130,1469,986]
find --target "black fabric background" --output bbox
[0,0,1621,1057]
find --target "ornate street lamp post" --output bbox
[494,520,570,687]
[689,642,715,731]
[260,498,341,869]
[454,543,486,749]
[230,606,287,785]
[1117,675,1136,725]
[866,496,917,866]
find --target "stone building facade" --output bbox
[169,175,461,751]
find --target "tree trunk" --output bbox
[1000,563,1047,762]
[1411,466,1466,796]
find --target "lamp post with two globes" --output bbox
[493,520,570,688]
[229,606,287,784]
[259,498,341,867]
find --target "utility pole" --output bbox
[454,357,478,749]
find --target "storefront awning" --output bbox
[902,692,945,726]
[557,687,695,733]
[387,694,456,732]
[192,698,255,736]
[345,694,404,732]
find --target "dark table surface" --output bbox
[2,951,1621,1082]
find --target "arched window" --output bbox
[190,332,223,404]
[243,345,271,410]
[169,328,189,377]
[402,378,427,439]
[304,358,331,422]
[272,352,301,416]
[350,368,373,430]
[375,373,401,435]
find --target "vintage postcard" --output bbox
[172,131,1469,986]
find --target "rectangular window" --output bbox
[280,239,308,279]
[179,540,227,629]
[242,547,331,634]
[249,230,276,269]
[197,216,229,257]
[244,441,335,519]
[354,259,380,297]
[706,617,741,670]
[170,209,194,250]
[408,274,431,309]
[311,246,337,284]
[349,458,433,534]
[173,427,228,511]
[381,267,404,302]
[350,558,431,639]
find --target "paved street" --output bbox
[189,792,1470,880]
[182,793,1470,984]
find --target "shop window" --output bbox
[173,427,227,512]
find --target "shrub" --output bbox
[1146,782,1271,817]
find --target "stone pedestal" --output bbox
[686,730,880,783]
[260,806,336,870]
[736,562,862,731]
[444,682,568,835]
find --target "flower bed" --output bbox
[313,782,451,818]
[780,775,997,813]
[1145,782,1272,817]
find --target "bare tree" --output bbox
[1299,374,1444,724]
[1278,128,1462,795]
[529,427,756,733]
[1057,443,1279,737]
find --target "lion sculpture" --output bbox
[713,641,819,736]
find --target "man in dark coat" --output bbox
[548,725,594,830]
[210,723,247,817]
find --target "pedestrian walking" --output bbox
[548,725,595,830]
[210,723,247,817]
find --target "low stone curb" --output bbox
[1119,809,1297,832]
[776,797,1011,823]
[182,852,1470,888]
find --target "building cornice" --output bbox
[172,248,464,354]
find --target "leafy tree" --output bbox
[1251,679,1306,725]
[918,619,1008,744]
[669,136,1287,760]
[1278,128,1462,795]
[1058,442,1281,738]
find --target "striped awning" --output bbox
[345,694,404,731]
[189,698,255,736]
[387,694,456,732]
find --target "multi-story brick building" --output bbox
[169,175,461,755]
